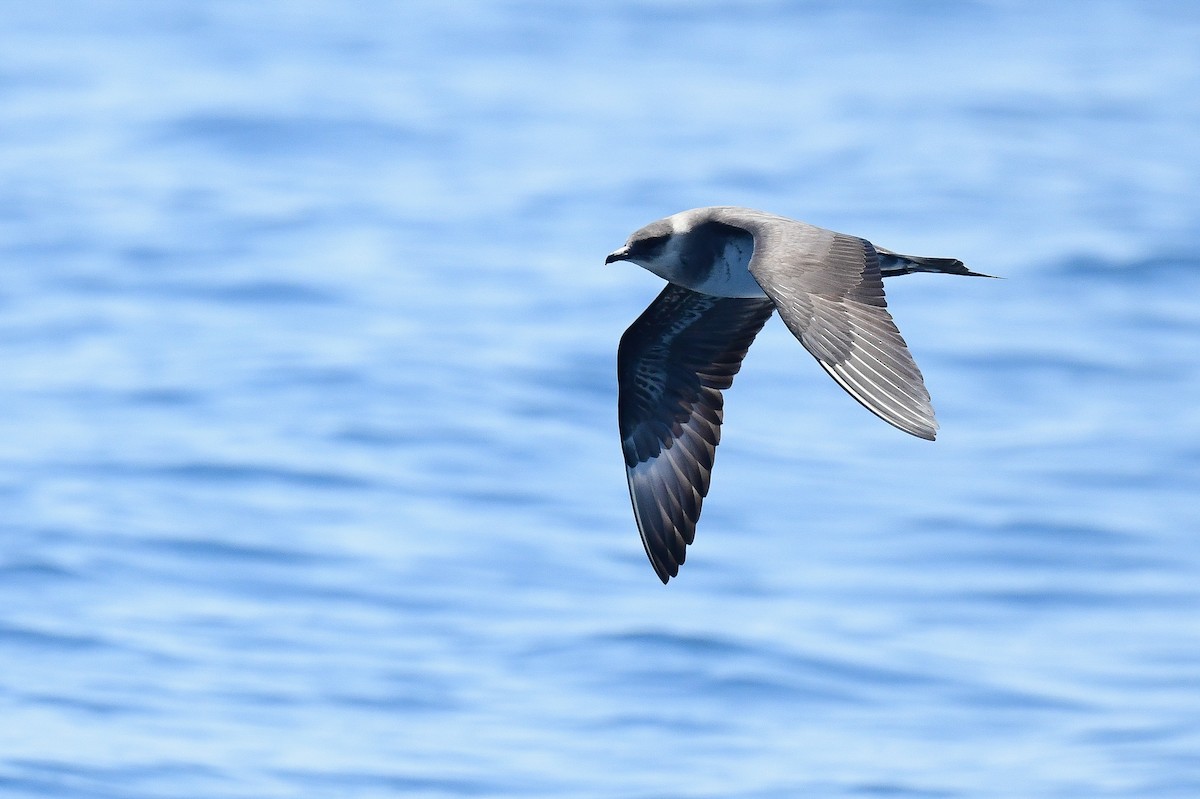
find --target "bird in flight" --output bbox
[608,206,990,583]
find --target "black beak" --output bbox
[605,246,630,265]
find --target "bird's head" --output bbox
[605,216,684,281]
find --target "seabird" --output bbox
[608,206,990,583]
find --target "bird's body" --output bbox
[608,207,990,583]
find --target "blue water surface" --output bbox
[2,2,1199,797]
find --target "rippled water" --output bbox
[2,2,1199,797]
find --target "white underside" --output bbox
[691,240,767,298]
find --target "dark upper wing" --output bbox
[618,284,775,583]
[745,225,938,440]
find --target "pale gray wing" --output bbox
[746,226,938,440]
[618,284,775,583]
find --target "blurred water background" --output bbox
[2,2,1199,797]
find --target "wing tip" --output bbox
[647,546,680,584]
[912,425,938,441]
[893,408,939,441]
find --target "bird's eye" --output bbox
[632,235,669,257]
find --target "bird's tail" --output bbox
[877,248,996,279]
